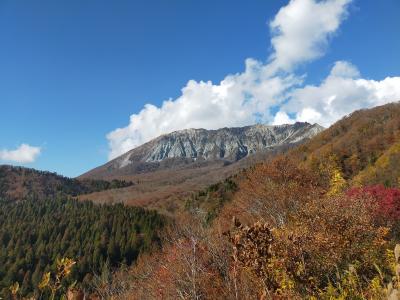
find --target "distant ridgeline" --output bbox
[0,197,166,298]
[0,165,133,201]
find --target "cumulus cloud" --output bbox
[267,0,351,73]
[0,144,41,163]
[329,60,360,78]
[276,61,400,126]
[272,111,295,125]
[107,0,353,160]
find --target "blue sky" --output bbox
[0,0,399,177]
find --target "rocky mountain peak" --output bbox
[116,122,324,167]
[81,122,324,179]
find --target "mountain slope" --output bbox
[288,101,400,187]
[178,102,400,225]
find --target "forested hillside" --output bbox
[289,102,400,187]
[0,197,165,299]
[0,165,133,201]
[102,102,400,299]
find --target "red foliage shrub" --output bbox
[347,185,400,222]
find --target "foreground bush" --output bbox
[103,193,391,299]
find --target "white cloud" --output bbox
[0,144,41,163]
[107,0,354,160]
[267,0,351,73]
[272,111,295,125]
[330,60,360,78]
[277,61,400,126]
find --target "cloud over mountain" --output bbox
[0,144,41,163]
[106,0,400,160]
[106,60,300,160]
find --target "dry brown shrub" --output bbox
[101,190,389,299]
[286,194,388,288]
[224,193,389,298]
[219,156,322,228]
[111,214,237,300]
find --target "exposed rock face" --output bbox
[139,122,323,163]
[82,122,324,179]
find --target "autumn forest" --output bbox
[1,103,400,299]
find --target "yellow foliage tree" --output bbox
[38,257,76,300]
[327,168,346,196]
[9,282,19,300]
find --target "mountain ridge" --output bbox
[82,122,323,179]
[0,165,133,202]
